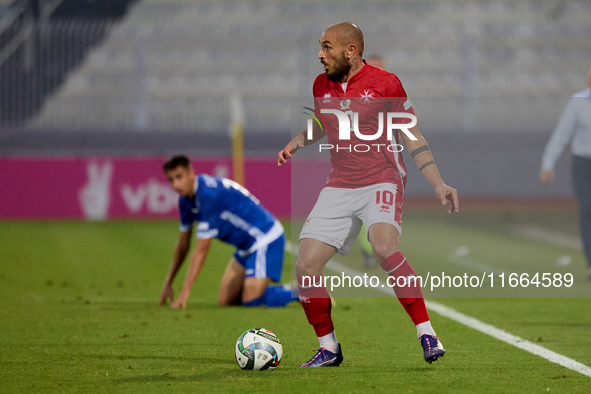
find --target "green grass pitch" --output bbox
[1,208,590,393]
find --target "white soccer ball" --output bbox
[235,328,283,370]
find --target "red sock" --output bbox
[297,275,334,337]
[380,251,429,325]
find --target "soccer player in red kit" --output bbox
[278,22,459,368]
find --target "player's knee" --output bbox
[295,257,322,277]
[294,259,309,276]
[372,243,400,263]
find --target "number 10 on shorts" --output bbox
[376,190,394,206]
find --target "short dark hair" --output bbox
[163,155,190,173]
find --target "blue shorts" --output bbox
[233,233,285,283]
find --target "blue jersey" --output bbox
[178,175,280,252]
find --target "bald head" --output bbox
[324,22,365,57]
[318,22,365,82]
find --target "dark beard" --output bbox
[326,53,351,82]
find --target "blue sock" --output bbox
[243,285,295,307]
[264,285,295,307]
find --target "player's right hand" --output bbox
[171,290,190,309]
[277,143,293,167]
[278,137,304,167]
[539,169,554,186]
[159,283,174,306]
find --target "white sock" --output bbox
[416,321,436,338]
[318,331,339,353]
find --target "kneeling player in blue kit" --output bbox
[158,155,293,309]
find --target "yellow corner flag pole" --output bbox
[230,91,245,186]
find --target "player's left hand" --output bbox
[434,183,459,213]
[171,290,189,309]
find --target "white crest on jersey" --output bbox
[360,89,374,103]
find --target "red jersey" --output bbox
[313,62,414,190]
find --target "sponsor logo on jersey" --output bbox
[340,99,351,110]
[403,99,412,110]
[323,93,332,103]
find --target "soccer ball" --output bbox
[235,328,283,370]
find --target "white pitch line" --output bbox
[286,241,591,378]
[511,225,582,250]
[423,301,591,378]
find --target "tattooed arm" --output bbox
[400,126,459,213]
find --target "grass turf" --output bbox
[1,210,590,393]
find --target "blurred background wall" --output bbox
[1,0,589,219]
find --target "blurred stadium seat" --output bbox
[0,0,589,132]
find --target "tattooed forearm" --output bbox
[410,145,430,159]
[419,161,435,171]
